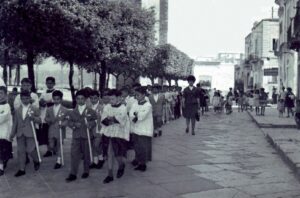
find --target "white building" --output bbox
[245,19,279,96]
[194,53,243,93]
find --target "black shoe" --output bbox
[131,159,138,167]
[25,156,30,165]
[0,170,4,176]
[185,128,189,133]
[103,176,114,184]
[34,161,40,171]
[117,165,125,178]
[158,130,162,136]
[66,174,77,182]
[96,160,104,169]
[154,133,158,138]
[54,163,62,170]
[43,151,53,158]
[134,164,147,172]
[15,170,26,177]
[89,163,97,169]
[81,173,89,179]
[3,160,8,169]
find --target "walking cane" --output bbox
[84,118,93,163]
[59,120,64,166]
[29,108,42,163]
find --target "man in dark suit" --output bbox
[65,89,97,182]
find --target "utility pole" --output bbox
[272,7,274,19]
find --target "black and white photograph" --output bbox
[1,0,300,197]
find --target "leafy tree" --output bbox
[83,0,156,94]
[0,0,55,91]
[147,44,194,86]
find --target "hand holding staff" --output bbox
[84,117,93,163]
[28,107,42,163]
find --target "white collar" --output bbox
[78,104,86,115]
[22,104,30,109]
[54,104,61,108]
[92,102,99,110]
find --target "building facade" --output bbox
[243,19,279,96]
[194,53,243,93]
[275,0,298,95]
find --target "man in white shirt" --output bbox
[39,77,56,157]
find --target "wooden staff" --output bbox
[29,108,42,163]
[84,118,93,163]
[59,120,64,166]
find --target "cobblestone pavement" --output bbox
[1,111,300,198]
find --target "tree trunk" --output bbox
[116,75,120,89]
[68,61,76,108]
[27,49,36,92]
[16,65,20,86]
[175,79,178,86]
[150,77,155,85]
[167,79,171,87]
[99,61,107,97]
[8,65,12,86]
[93,72,97,90]
[98,71,101,96]
[2,65,7,86]
[3,50,8,86]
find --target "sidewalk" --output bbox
[247,108,300,180]
[248,108,296,128]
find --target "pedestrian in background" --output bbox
[182,75,200,136]
[253,90,260,115]
[259,88,268,116]
[248,91,254,111]
[277,99,285,118]
[279,87,287,114]
[294,100,300,129]
[174,86,182,119]
[285,87,295,118]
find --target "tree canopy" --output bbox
[0,0,193,98]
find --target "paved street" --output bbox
[1,111,300,198]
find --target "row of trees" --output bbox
[0,0,193,102]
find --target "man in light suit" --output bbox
[10,91,41,177]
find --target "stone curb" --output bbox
[246,111,296,129]
[247,111,300,181]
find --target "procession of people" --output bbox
[0,75,205,184]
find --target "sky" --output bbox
[168,0,278,59]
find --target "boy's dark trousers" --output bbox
[17,135,39,170]
[70,138,91,175]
